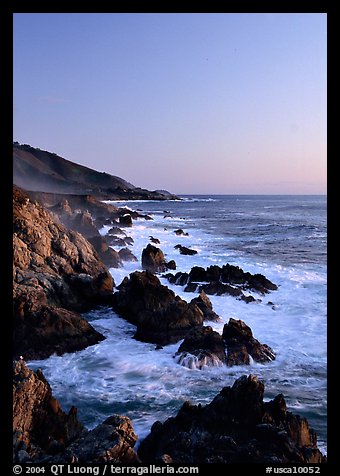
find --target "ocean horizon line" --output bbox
[176,193,327,197]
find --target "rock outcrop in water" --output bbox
[175,318,275,369]
[141,244,176,273]
[112,271,204,345]
[223,318,276,366]
[189,290,220,322]
[141,244,168,273]
[13,186,113,360]
[165,263,277,302]
[174,244,198,255]
[175,326,227,369]
[13,361,139,464]
[138,374,326,464]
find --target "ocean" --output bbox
[28,195,327,454]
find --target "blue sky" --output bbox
[13,13,327,194]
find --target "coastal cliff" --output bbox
[13,185,112,360]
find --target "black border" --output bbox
[3,2,332,471]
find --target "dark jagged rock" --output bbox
[142,244,168,273]
[106,236,127,247]
[174,244,198,255]
[200,281,243,297]
[164,272,190,286]
[13,360,86,462]
[138,375,326,464]
[87,235,122,268]
[164,263,277,301]
[223,318,276,365]
[68,210,99,238]
[193,264,277,293]
[149,236,160,244]
[57,415,140,463]
[184,282,198,293]
[175,326,227,369]
[248,273,278,293]
[124,236,134,246]
[14,306,105,361]
[108,226,126,236]
[174,314,273,370]
[106,233,134,248]
[13,361,139,464]
[112,271,204,345]
[166,260,177,270]
[190,291,220,322]
[188,266,206,282]
[13,186,113,359]
[118,247,138,262]
[95,216,116,228]
[241,294,257,303]
[119,214,133,227]
[142,244,176,273]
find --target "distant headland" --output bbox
[13,142,179,200]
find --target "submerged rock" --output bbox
[138,375,326,464]
[174,229,189,236]
[112,271,204,345]
[174,244,198,255]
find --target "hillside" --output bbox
[13,142,178,200]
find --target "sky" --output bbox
[13,13,327,195]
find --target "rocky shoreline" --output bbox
[12,184,327,463]
[13,361,325,464]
